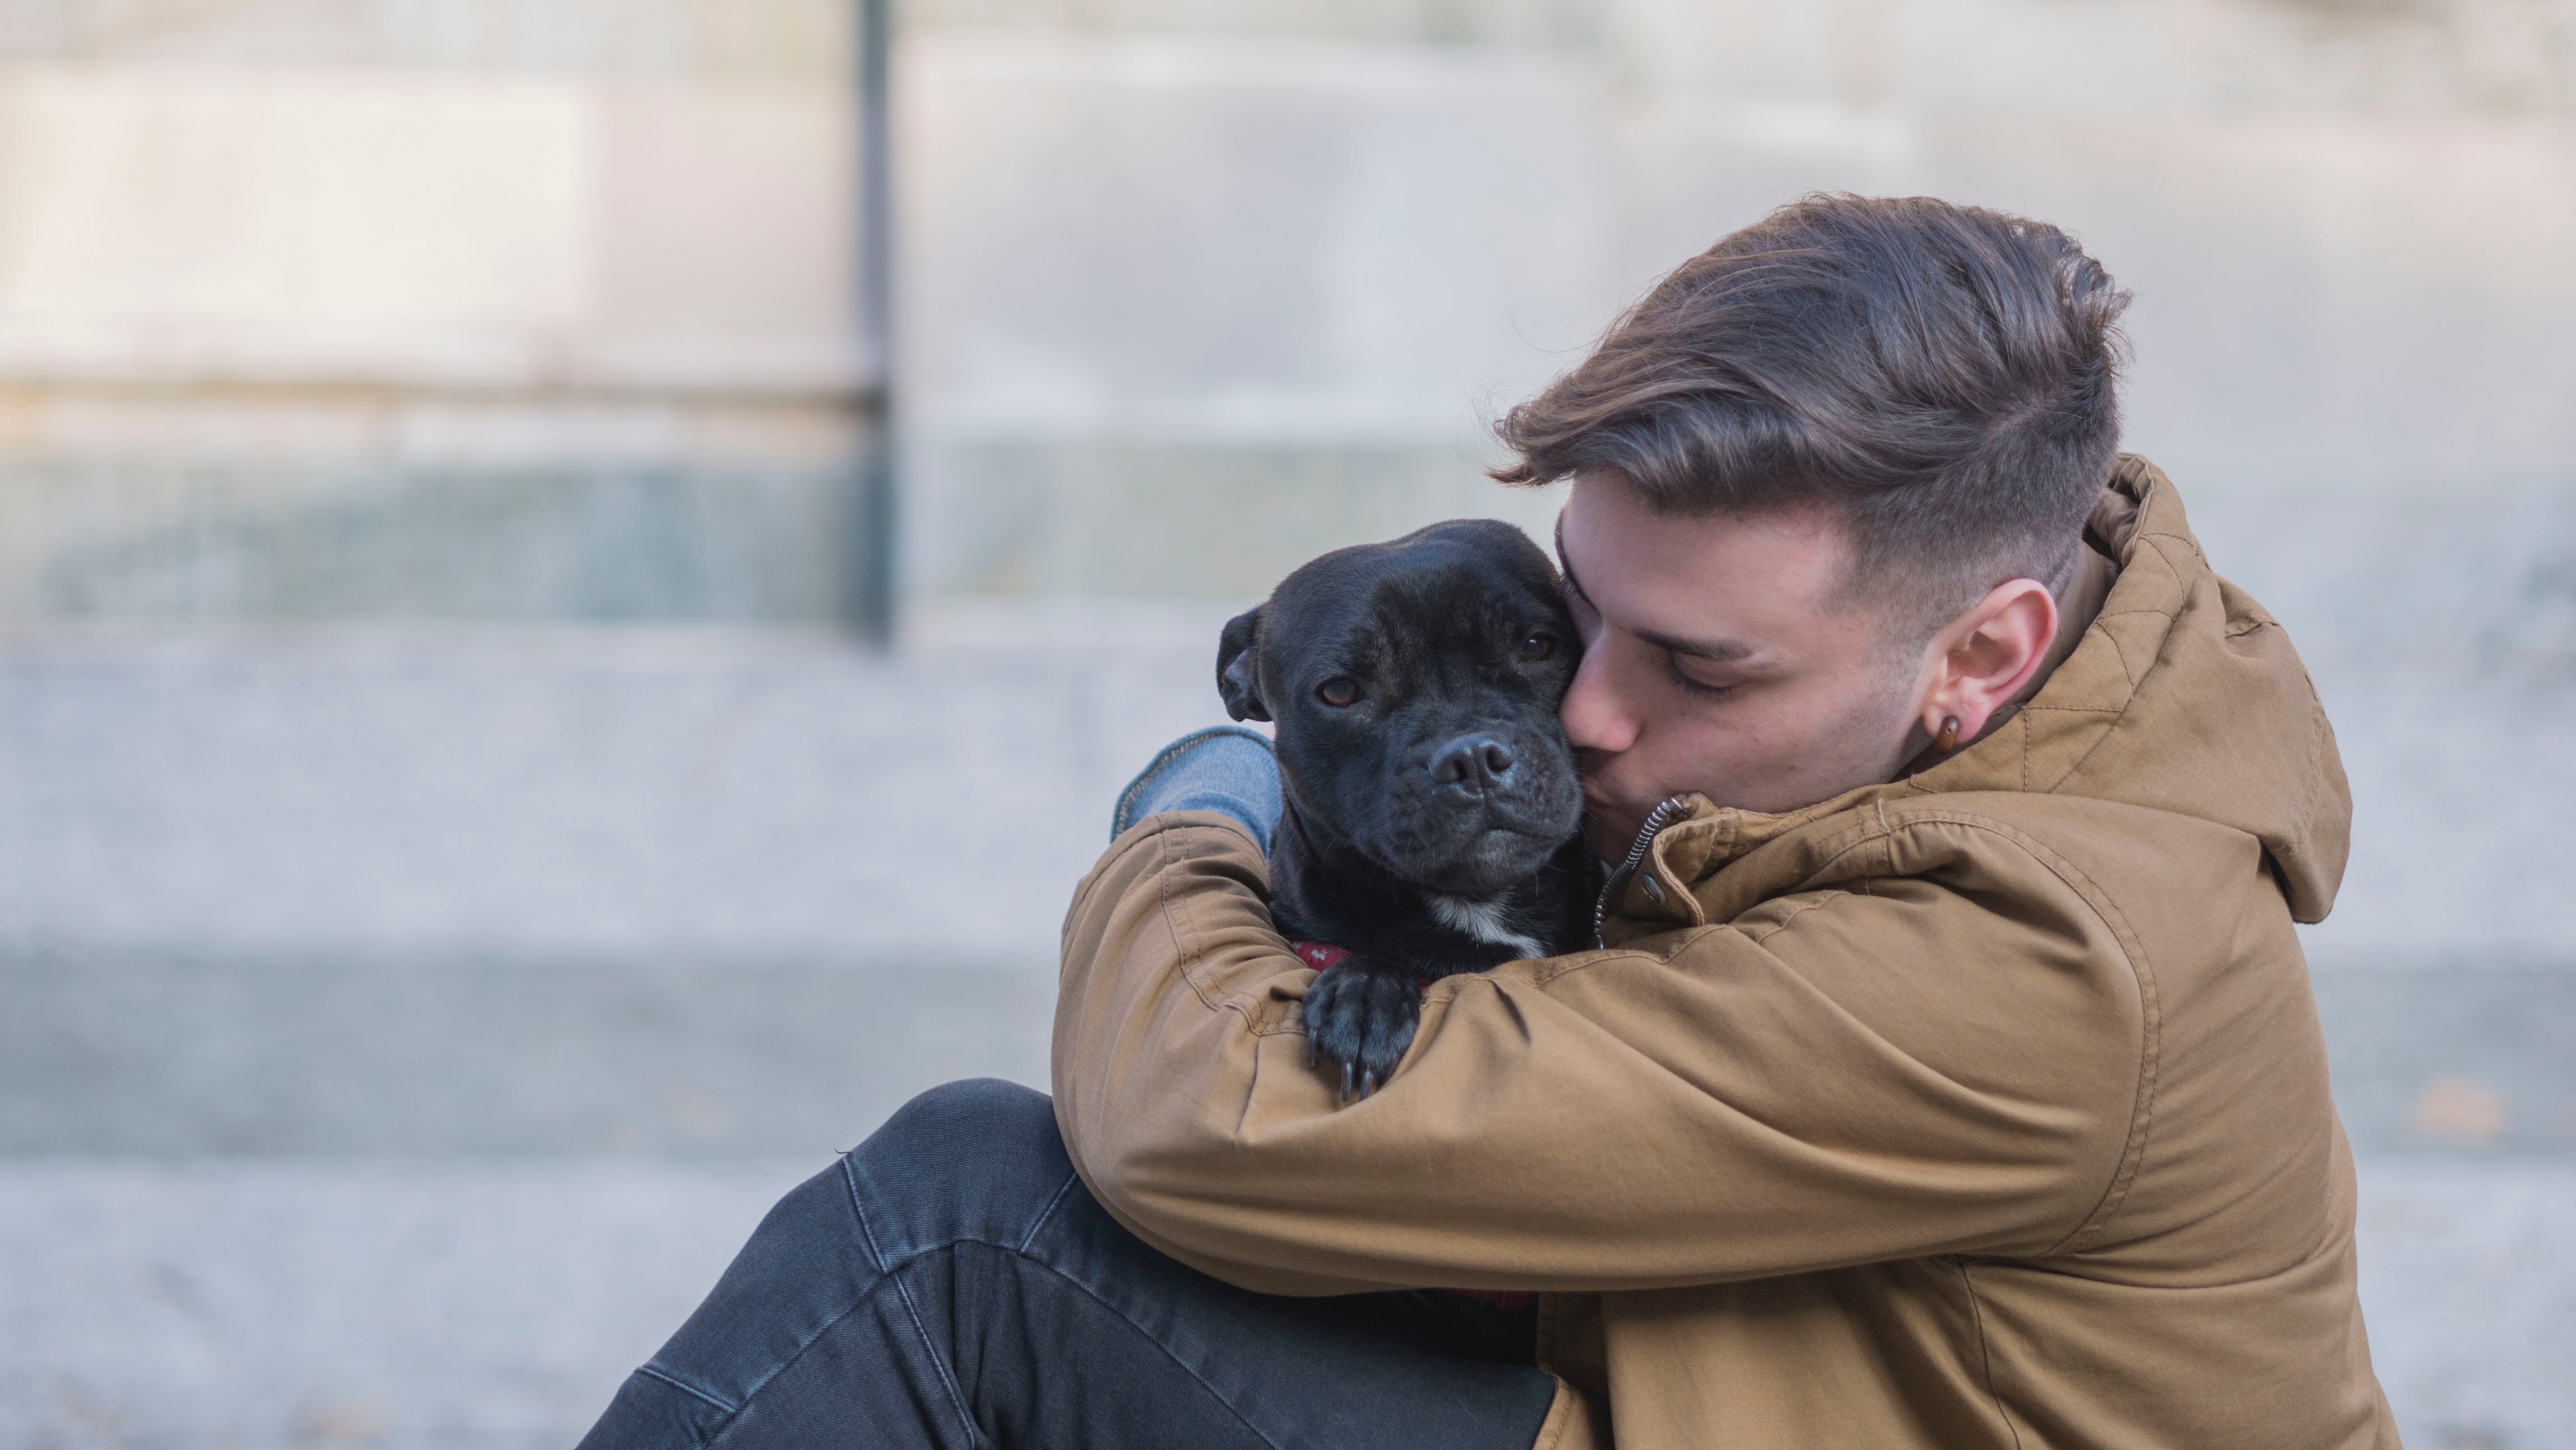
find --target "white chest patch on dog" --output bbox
[1427,895,1547,960]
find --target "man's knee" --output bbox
[845,1078,1077,1263]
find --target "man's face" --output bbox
[1556,470,1925,859]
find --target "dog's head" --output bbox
[1218,519,1584,897]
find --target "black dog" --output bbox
[1217,519,1602,1101]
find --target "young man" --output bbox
[581,196,2396,1448]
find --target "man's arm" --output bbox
[1052,812,2147,1298]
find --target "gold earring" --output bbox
[1933,715,1961,755]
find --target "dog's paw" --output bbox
[1301,963,1423,1104]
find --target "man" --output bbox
[581,195,2396,1448]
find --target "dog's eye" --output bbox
[1519,631,1557,662]
[1316,677,1361,707]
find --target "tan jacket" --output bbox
[1054,457,2399,1448]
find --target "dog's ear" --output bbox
[1216,606,1269,722]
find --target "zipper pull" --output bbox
[1594,796,1687,949]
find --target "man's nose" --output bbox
[1560,639,1641,755]
[1430,735,1516,793]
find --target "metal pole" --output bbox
[851,0,897,646]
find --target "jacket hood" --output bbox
[1647,456,2352,924]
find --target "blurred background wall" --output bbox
[2,1,2571,1446]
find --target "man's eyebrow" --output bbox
[1552,516,1585,599]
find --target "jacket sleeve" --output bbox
[1051,811,2149,1297]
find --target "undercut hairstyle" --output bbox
[1492,193,2132,640]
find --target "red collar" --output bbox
[1290,940,1349,971]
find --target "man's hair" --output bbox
[1492,193,2131,636]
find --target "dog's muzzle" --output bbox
[1368,729,1581,893]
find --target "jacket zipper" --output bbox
[1594,795,1687,948]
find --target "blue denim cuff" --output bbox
[1111,726,1281,849]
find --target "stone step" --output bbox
[0,1157,820,1450]
[0,618,1230,964]
[0,955,1051,1158]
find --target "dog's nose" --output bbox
[1430,735,1516,793]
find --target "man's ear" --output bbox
[1216,605,1270,722]
[1918,579,2059,746]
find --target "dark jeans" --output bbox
[577,1079,1560,1449]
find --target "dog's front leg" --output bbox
[1301,959,1428,1103]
